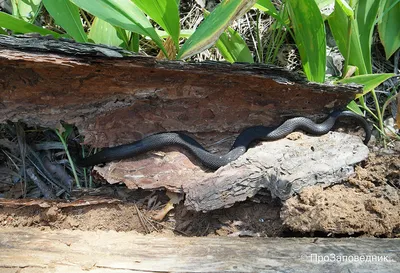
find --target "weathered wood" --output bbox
[94,132,368,211]
[0,227,398,273]
[0,34,362,150]
[0,35,368,206]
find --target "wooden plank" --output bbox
[0,228,399,273]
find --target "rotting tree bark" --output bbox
[0,35,369,211]
[0,34,362,149]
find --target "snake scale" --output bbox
[77,110,371,170]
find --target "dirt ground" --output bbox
[0,145,399,238]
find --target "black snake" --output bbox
[77,110,371,170]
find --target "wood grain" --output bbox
[0,227,398,273]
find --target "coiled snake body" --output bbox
[77,111,371,170]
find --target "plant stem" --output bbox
[256,10,263,63]
[80,10,92,28]
[370,89,385,142]
[55,130,81,188]
[81,145,88,188]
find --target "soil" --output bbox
[0,148,399,238]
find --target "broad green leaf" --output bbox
[286,0,326,82]
[328,0,368,75]
[216,26,254,63]
[0,11,62,37]
[355,0,380,74]
[71,0,167,56]
[177,0,257,60]
[202,9,253,63]
[88,17,127,48]
[347,100,363,115]
[335,0,353,17]
[314,0,335,19]
[132,0,180,49]
[42,0,87,43]
[11,0,41,22]
[0,27,7,35]
[378,0,400,59]
[337,73,394,98]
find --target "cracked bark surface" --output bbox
[0,34,361,149]
[0,35,369,211]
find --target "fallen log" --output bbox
[0,35,368,211]
[0,34,361,149]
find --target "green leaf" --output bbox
[346,100,363,115]
[157,29,193,39]
[0,27,7,35]
[314,0,335,19]
[71,0,167,56]
[335,0,353,17]
[132,0,180,49]
[11,0,42,22]
[216,27,254,63]
[61,123,74,140]
[177,0,257,60]
[42,0,87,43]
[328,0,368,75]
[129,32,140,52]
[355,0,381,74]
[255,0,279,15]
[202,9,253,63]
[254,0,291,32]
[286,0,326,83]
[88,17,127,48]
[337,73,394,97]
[378,0,400,59]
[0,11,62,37]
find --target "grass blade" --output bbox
[286,0,326,82]
[132,0,180,49]
[71,0,167,56]
[177,0,257,60]
[255,0,292,36]
[42,0,87,43]
[0,11,62,37]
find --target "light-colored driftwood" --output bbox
[183,131,368,211]
[0,228,398,273]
